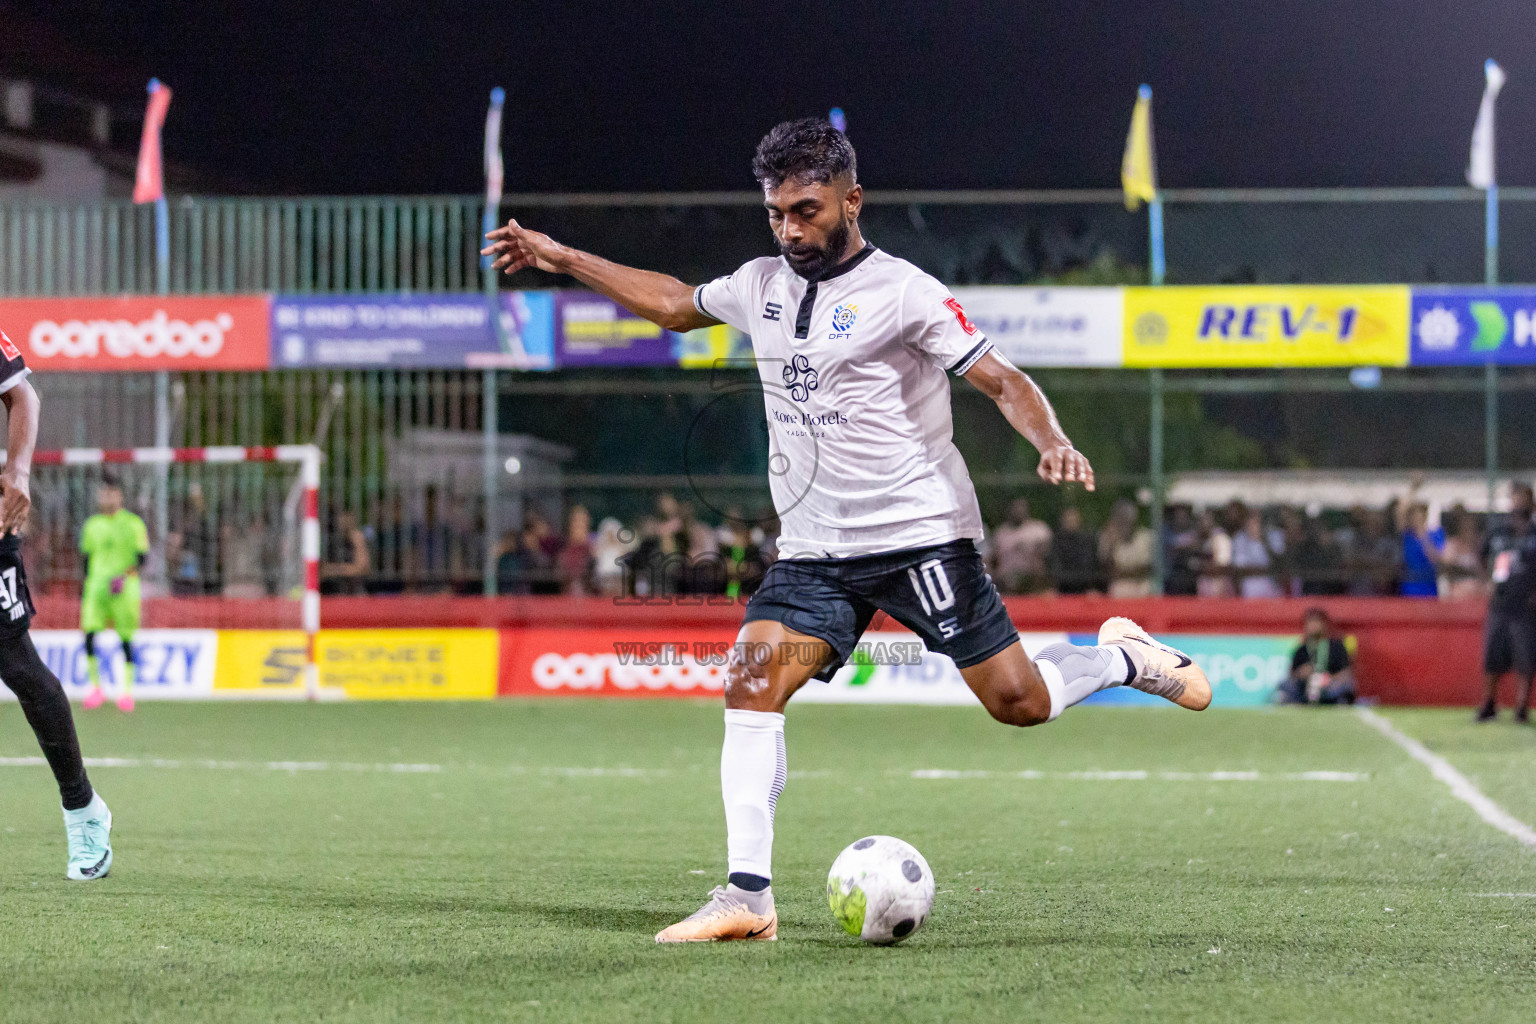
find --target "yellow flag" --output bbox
[1122,84,1157,211]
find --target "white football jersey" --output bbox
[694,245,994,559]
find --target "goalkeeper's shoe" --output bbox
[81,687,106,710]
[655,884,777,943]
[115,692,135,713]
[63,793,113,881]
[1098,616,1212,711]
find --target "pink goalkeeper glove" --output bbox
[109,575,125,596]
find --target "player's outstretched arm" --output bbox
[962,350,1094,491]
[0,378,40,534]
[481,219,715,332]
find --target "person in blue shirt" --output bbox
[1396,480,1444,597]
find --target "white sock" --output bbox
[1033,643,1135,721]
[721,708,786,882]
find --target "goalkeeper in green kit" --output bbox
[79,471,148,712]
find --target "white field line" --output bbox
[1356,706,1536,850]
[0,759,1368,783]
[0,756,441,773]
[908,769,1369,782]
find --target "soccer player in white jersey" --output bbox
[484,119,1210,943]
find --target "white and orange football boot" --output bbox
[1098,616,1213,711]
[654,885,778,943]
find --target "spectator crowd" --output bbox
[18,477,1519,603]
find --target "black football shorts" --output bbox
[742,539,1020,682]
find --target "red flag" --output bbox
[133,79,172,204]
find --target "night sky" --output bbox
[7,0,1535,195]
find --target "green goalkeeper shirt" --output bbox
[80,509,149,587]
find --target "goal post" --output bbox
[3,444,322,698]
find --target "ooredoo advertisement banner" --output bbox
[497,627,1296,706]
[500,627,738,697]
[950,287,1123,368]
[0,296,272,371]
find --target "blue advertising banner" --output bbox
[555,291,677,366]
[1410,288,1536,366]
[1070,633,1297,708]
[271,293,555,369]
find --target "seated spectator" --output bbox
[1344,507,1399,596]
[1232,511,1282,598]
[1277,608,1356,705]
[990,498,1053,594]
[1397,503,1443,597]
[1163,505,1202,597]
[320,509,371,596]
[1293,515,1346,596]
[591,517,637,596]
[1100,500,1153,597]
[521,513,559,595]
[494,530,531,595]
[1196,509,1234,597]
[1439,507,1486,600]
[555,505,595,595]
[718,511,767,599]
[1048,506,1100,595]
[1395,477,1443,597]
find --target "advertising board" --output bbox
[1409,288,1536,366]
[950,287,1123,367]
[14,629,220,699]
[0,296,272,371]
[271,293,554,369]
[1123,286,1409,368]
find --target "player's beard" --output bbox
[781,215,852,280]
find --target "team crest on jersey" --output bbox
[829,303,857,339]
[781,353,820,402]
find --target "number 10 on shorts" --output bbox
[908,559,960,638]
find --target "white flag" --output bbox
[1467,60,1505,189]
[484,87,505,205]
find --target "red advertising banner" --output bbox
[0,296,272,371]
[499,626,740,698]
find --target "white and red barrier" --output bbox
[7,444,323,696]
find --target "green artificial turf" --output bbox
[1,701,1533,1023]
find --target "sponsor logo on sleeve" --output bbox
[943,297,978,335]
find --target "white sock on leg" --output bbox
[1033,643,1136,721]
[721,708,786,882]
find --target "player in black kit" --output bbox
[0,327,113,878]
[1476,483,1536,723]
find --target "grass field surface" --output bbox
[2,701,1534,1023]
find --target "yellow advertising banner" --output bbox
[1123,286,1410,367]
[214,630,309,693]
[316,629,498,700]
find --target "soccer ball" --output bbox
[826,835,935,944]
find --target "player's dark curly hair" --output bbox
[752,118,857,189]
[99,469,122,489]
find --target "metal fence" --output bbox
[5,188,1536,595]
[5,188,1536,297]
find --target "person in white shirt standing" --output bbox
[483,119,1211,943]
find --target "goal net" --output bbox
[4,445,321,698]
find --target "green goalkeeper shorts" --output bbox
[81,574,141,636]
